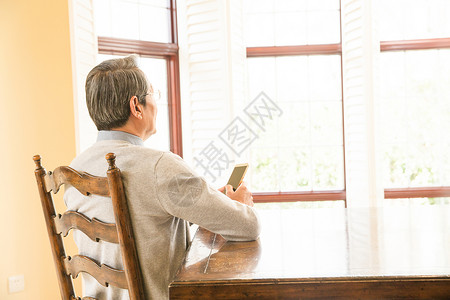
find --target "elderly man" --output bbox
[64,55,260,299]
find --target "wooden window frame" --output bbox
[246,7,345,204]
[253,190,346,203]
[248,42,346,203]
[97,0,183,157]
[380,37,450,200]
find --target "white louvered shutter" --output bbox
[178,0,246,185]
[68,0,98,153]
[341,0,383,207]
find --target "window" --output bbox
[379,0,450,200]
[93,0,182,155]
[243,0,345,204]
[87,0,450,205]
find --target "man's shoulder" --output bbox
[155,151,202,181]
[155,151,186,169]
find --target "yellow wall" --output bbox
[0,0,77,298]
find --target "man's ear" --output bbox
[129,96,143,119]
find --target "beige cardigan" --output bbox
[64,138,260,299]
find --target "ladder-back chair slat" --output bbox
[44,166,110,196]
[70,296,97,300]
[54,211,118,244]
[64,255,127,289]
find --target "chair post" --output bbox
[33,155,75,300]
[105,153,145,299]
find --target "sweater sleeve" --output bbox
[154,152,260,241]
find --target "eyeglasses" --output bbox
[139,89,161,102]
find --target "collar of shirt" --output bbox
[97,130,144,146]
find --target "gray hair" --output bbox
[85,55,149,130]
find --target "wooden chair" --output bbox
[33,153,145,300]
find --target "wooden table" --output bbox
[170,206,450,299]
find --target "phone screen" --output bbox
[226,163,248,191]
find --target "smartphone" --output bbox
[226,163,249,191]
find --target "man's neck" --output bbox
[97,130,144,146]
[111,122,144,140]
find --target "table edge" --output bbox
[170,274,450,287]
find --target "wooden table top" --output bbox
[170,205,450,298]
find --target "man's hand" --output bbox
[218,183,254,207]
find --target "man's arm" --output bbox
[154,153,260,241]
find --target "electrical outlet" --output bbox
[8,275,25,293]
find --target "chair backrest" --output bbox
[33,153,145,300]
